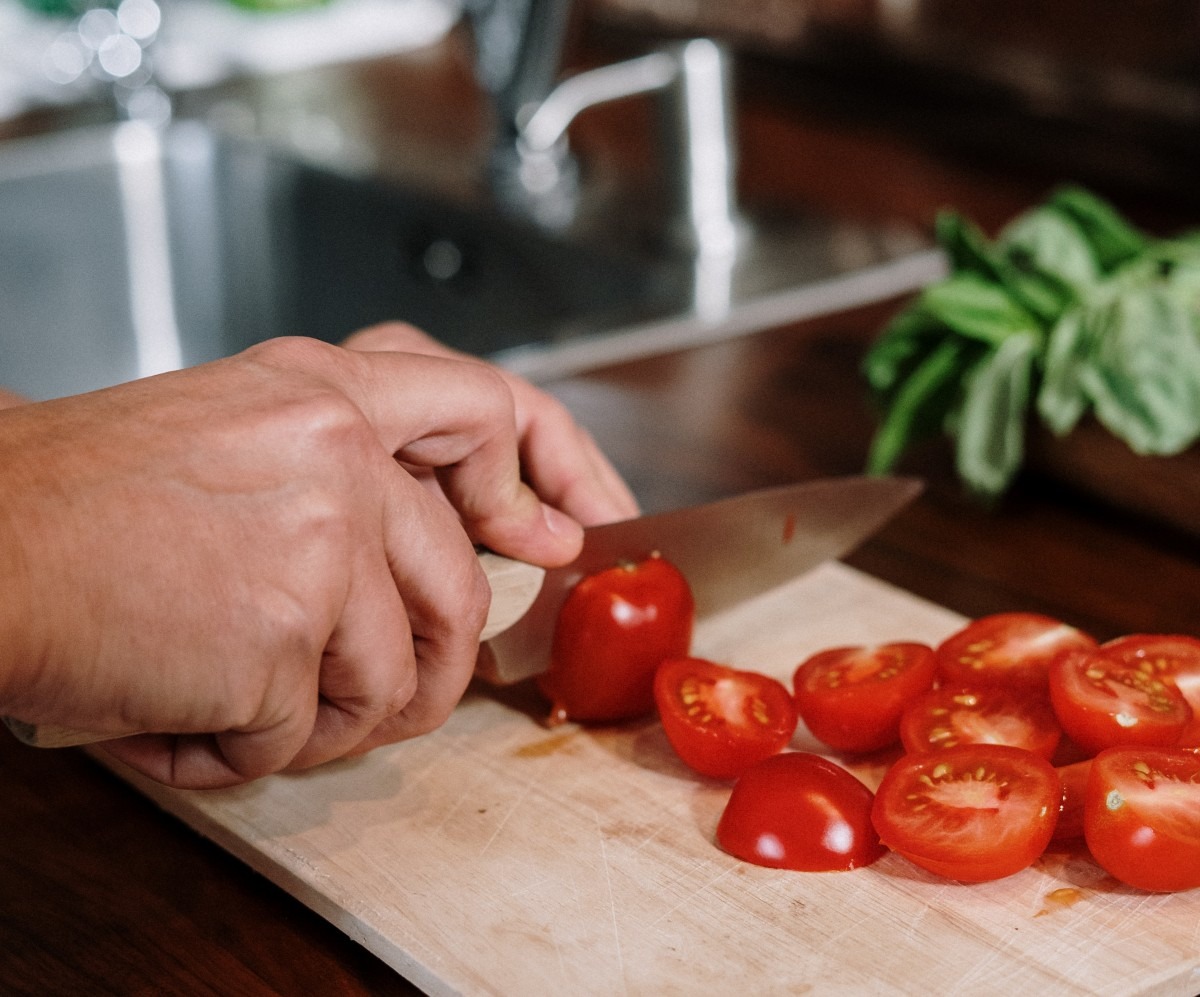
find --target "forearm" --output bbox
[0,388,28,411]
[0,413,41,714]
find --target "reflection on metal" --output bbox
[113,121,182,379]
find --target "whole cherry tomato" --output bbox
[872,744,1061,883]
[655,657,796,780]
[539,554,694,724]
[1052,759,1092,842]
[935,612,1096,692]
[1084,746,1200,892]
[716,752,885,871]
[1048,647,1191,755]
[792,642,936,754]
[899,685,1062,761]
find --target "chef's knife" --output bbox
[4,475,920,747]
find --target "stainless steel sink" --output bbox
[0,118,943,400]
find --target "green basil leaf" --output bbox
[1078,288,1200,454]
[1049,185,1148,273]
[998,204,1100,290]
[1036,309,1092,436]
[862,305,944,399]
[955,332,1039,497]
[919,273,1043,346]
[866,337,977,475]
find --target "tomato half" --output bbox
[1052,759,1091,841]
[1084,747,1200,892]
[1048,648,1192,755]
[935,612,1096,692]
[872,744,1061,882]
[539,554,694,724]
[716,752,885,871]
[899,685,1062,760]
[655,657,797,780]
[792,643,936,754]
[1102,634,1200,746]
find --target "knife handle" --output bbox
[3,552,546,750]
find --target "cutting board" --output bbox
[98,563,1200,996]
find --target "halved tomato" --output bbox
[1101,634,1200,746]
[1052,759,1092,842]
[792,642,936,754]
[871,744,1061,882]
[716,752,885,871]
[1048,648,1192,756]
[1084,747,1200,892]
[935,612,1096,692]
[899,685,1062,760]
[655,657,797,780]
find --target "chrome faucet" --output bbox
[465,0,741,258]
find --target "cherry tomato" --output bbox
[1048,647,1192,756]
[539,554,694,724]
[1084,747,1200,892]
[1052,759,1091,841]
[935,612,1096,692]
[716,752,885,871]
[872,744,1061,882]
[655,657,797,780]
[1101,634,1200,746]
[792,642,936,754]
[898,685,1062,760]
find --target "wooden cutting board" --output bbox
[98,563,1200,996]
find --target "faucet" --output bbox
[465,0,741,259]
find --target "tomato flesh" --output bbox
[655,657,796,780]
[1084,747,1200,892]
[1101,634,1200,746]
[899,685,1062,760]
[716,752,885,871]
[872,744,1061,882]
[1048,648,1192,755]
[793,642,936,754]
[539,554,694,724]
[935,612,1096,691]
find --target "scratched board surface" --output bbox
[101,563,1200,996]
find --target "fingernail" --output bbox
[542,503,583,544]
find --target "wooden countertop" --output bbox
[4,21,1200,997]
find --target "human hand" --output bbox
[0,338,585,788]
[341,323,639,526]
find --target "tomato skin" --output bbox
[1084,747,1200,892]
[539,554,694,724]
[716,752,885,871]
[792,642,936,754]
[1052,760,1092,841]
[1048,648,1192,756]
[655,657,797,780]
[899,685,1062,761]
[1101,634,1200,746]
[872,744,1061,883]
[935,612,1096,692]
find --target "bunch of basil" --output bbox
[864,186,1200,497]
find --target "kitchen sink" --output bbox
[0,118,942,400]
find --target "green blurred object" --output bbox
[863,186,1200,498]
[18,0,114,17]
[224,0,332,11]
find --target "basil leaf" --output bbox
[862,305,944,399]
[955,333,1039,497]
[998,204,1100,290]
[919,273,1043,346]
[1049,186,1147,273]
[1036,308,1092,436]
[1078,288,1200,454]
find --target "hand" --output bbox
[0,337,589,788]
[341,323,639,526]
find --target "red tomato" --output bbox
[539,554,694,724]
[1052,759,1092,841]
[1102,634,1200,746]
[1084,747,1200,892]
[716,752,885,871]
[899,685,1062,760]
[792,643,936,754]
[1048,648,1192,756]
[872,744,1061,882]
[935,612,1096,691]
[655,657,797,780]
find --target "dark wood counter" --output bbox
[4,21,1200,997]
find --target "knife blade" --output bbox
[476,474,922,683]
[4,475,920,747]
